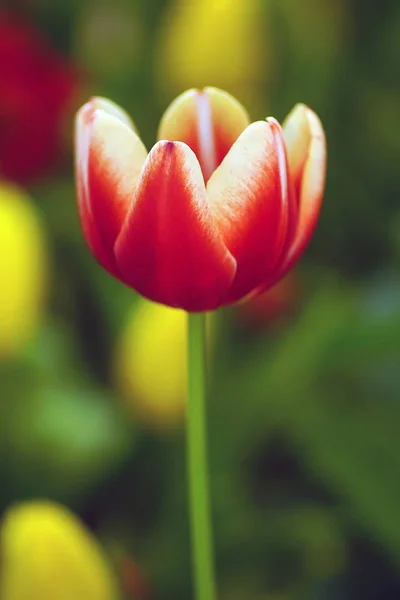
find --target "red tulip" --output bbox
[75,88,326,312]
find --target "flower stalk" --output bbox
[187,312,216,600]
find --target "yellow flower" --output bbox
[155,0,272,113]
[113,299,187,429]
[0,501,119,600]
[0,182,47,359]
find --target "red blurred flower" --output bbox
[75,88,326,312]
[0,14,79,182]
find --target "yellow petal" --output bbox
[0,501,119,600]
[0,182,47,359]
[113,300,187,429]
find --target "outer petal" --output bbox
[114,141,236,311]
[75,98,147,277]
[279,105,326,273]
[76,104,119,276]
[206,119,290,304]
[157,87,250,181]
[88,96,136,130]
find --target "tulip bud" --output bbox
[113,300,187,428]
[0,182,47,359]
[0,501,119,600]
[155,0,272,113]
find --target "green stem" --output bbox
[187,312,216,600]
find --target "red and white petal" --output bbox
[89,96,137,130]
[75,104,121,276]
[280,106,326,274]
[158,87,250,181]
[114,141,237,311]
[206,119,290,304]
[76,100,148,268]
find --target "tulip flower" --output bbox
[0,181,47,358]
[75,87,325,312]
[0,501,119,600]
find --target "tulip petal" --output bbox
[75,99,148,277]
[86,104,148,247]
[206,119,290,303]
[75,105,120,276]
[280,105,326,273]
[158,87,250,181]
[89,96,136,130]
[114,141,237,311]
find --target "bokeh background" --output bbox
[1,0,400,598]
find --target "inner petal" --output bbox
[157,87,250,181]
[283,103,311,197]
[281,107,326,273]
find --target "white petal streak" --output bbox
[196,91,217,181]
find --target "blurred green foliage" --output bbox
[1,0,400,598]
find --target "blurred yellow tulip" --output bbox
[113,300,187,429]
[0,501,119,600]
[0,182,47,359]
[155,0,272,114]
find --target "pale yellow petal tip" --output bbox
[283,103,309,130]
[158,87,250,141]
[265,116,284,133]
[157,88,197,136]
[284,103,325,139]
[76,97,137,135]
[90,96,136,129]
[203,86,250,118]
